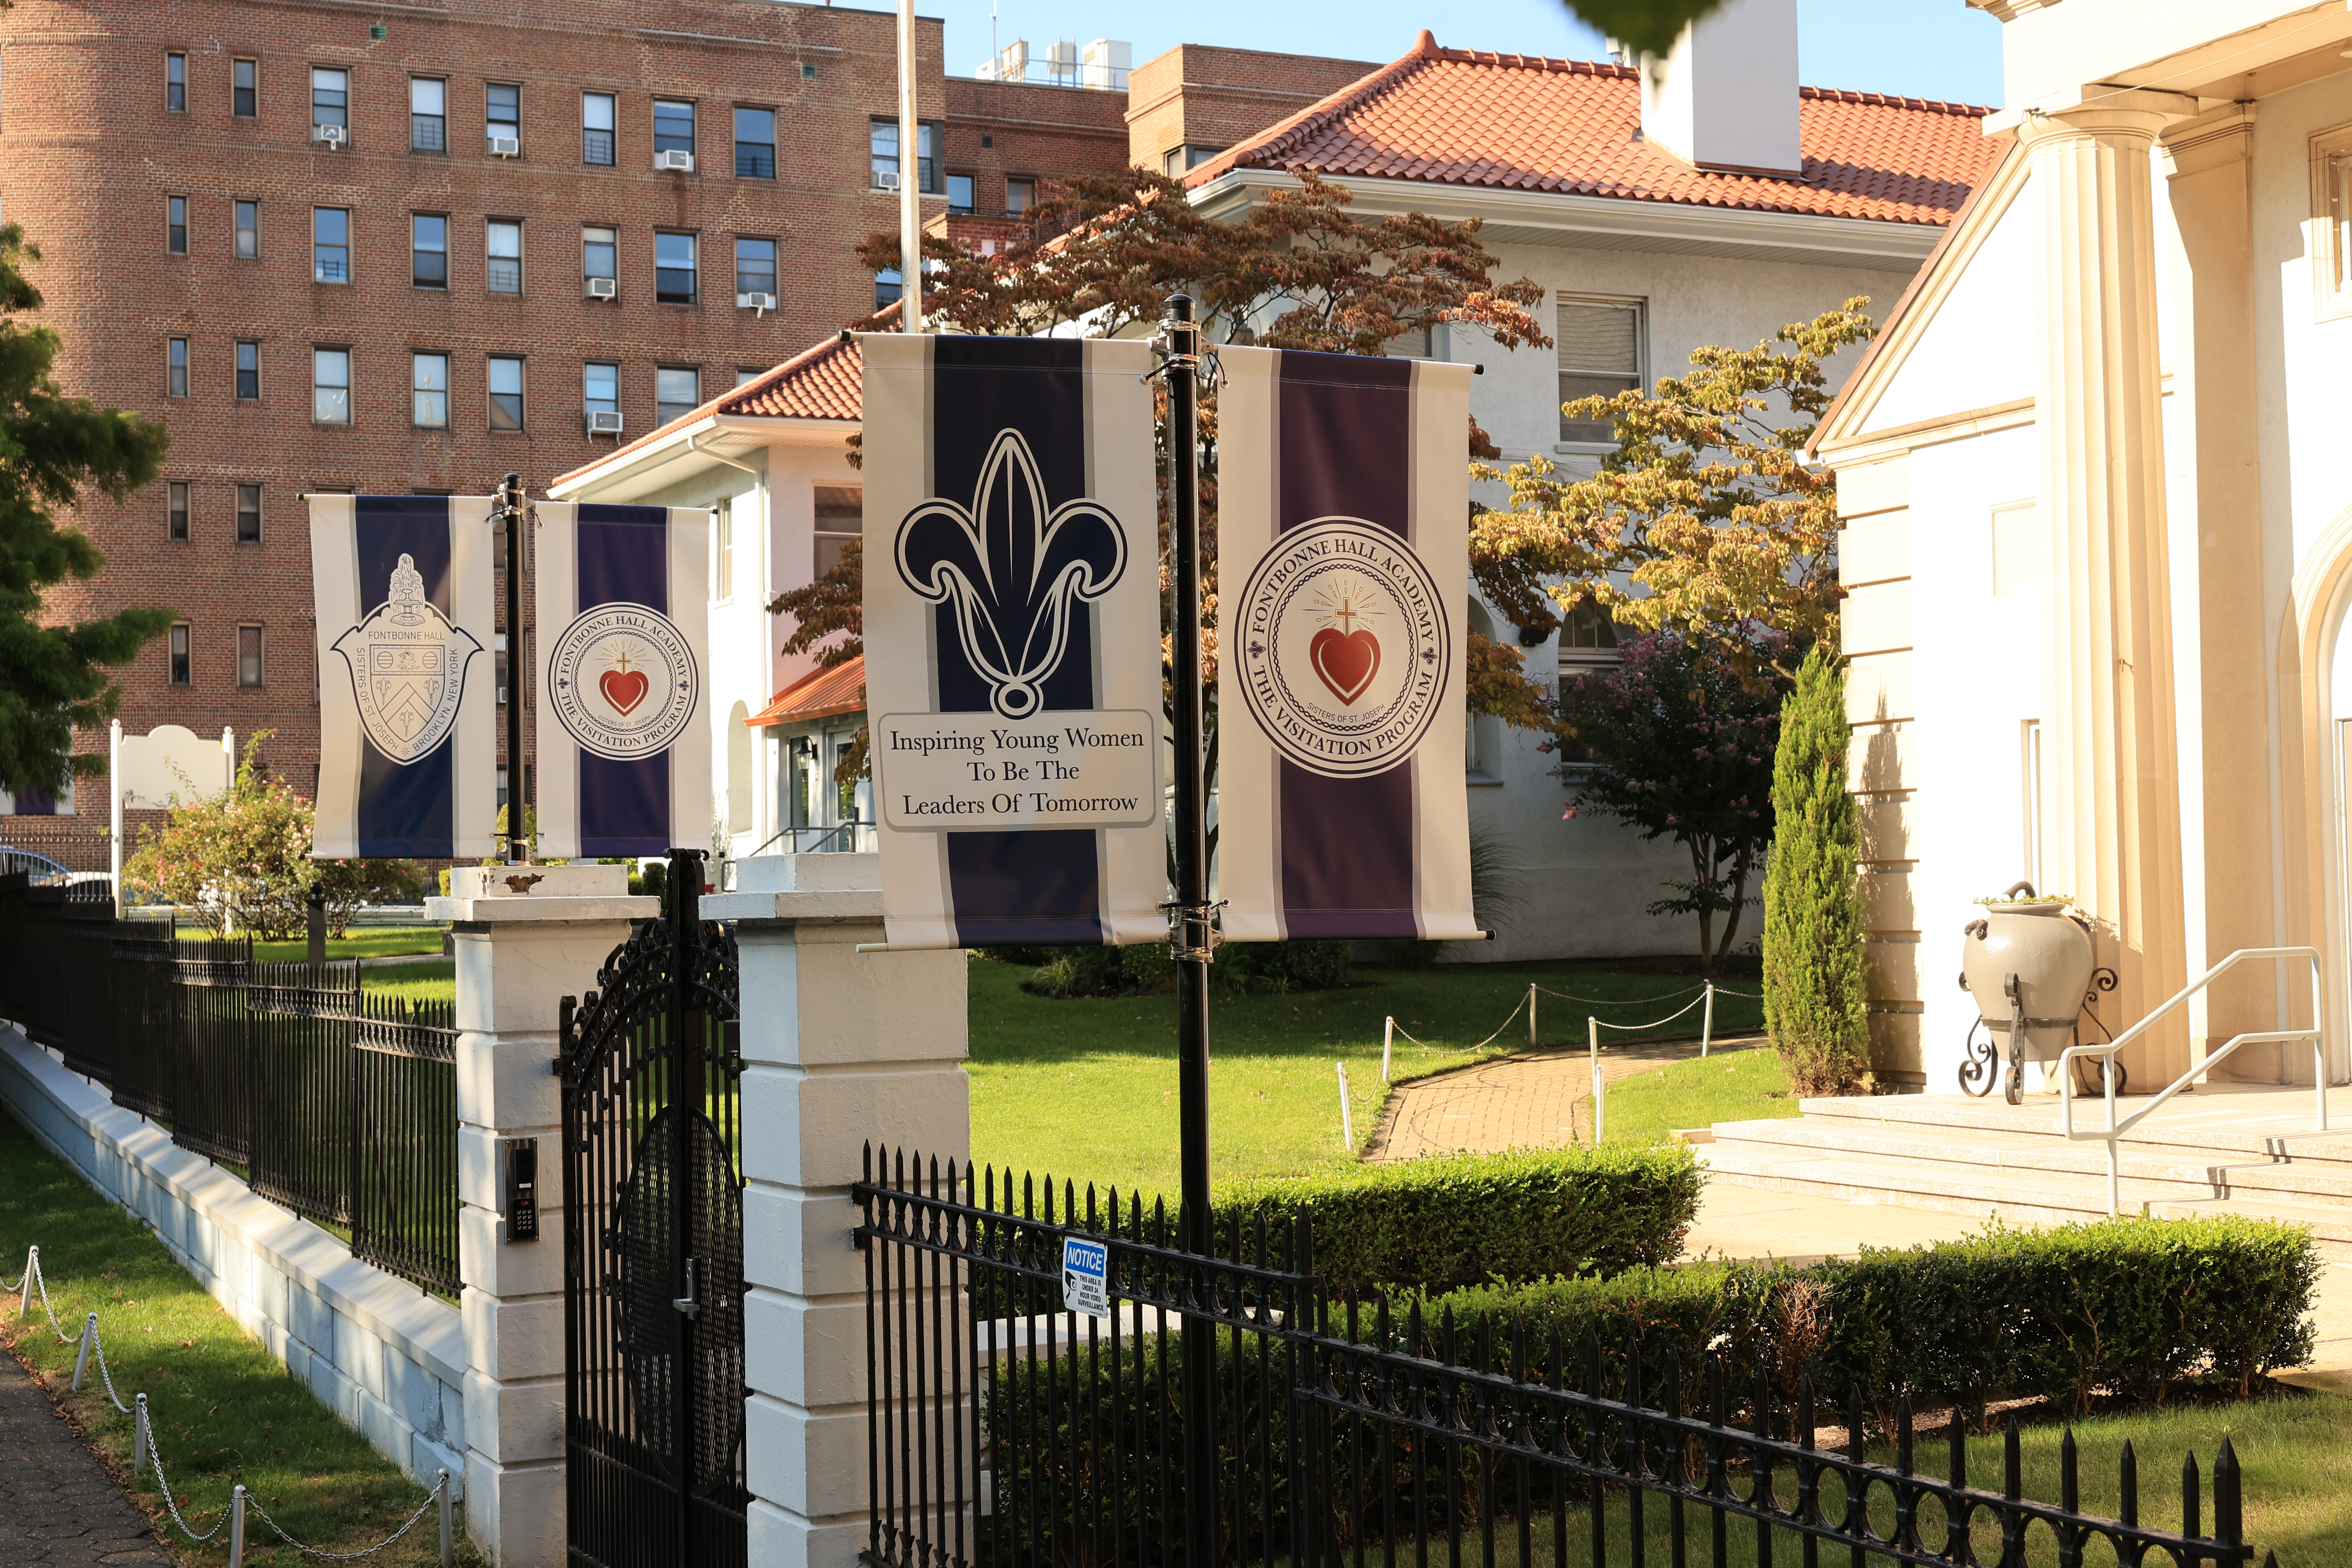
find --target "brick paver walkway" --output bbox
[1366,1034,1768,1161]
[0,1346,171,1566]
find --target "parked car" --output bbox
[0,847,73,884]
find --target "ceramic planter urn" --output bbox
[1962,902,2095,1082]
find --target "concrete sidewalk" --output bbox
[0,1345,169,1567]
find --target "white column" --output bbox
[429,864,655,1568]
[703,853,969,1568]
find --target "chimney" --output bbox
[1639,0,1802,176]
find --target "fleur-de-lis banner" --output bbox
[533,503,712,858]
[1214,348,1481,941]
[309,495,499,858]
[862,334,1165,950]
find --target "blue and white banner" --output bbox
[533,503,711,859]
[309,495,498,858]
[861,334,1165,950]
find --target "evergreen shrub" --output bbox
[1761,642,1870,1092]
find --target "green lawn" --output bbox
[361,958,456,1005]
[1600,1044,1802,1147]
[966,956,1764,1195]
[0,1112,476,1566]
[175,928,447,964]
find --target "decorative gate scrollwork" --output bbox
[559,849,747,1568]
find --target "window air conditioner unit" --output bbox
[655,149,694,172]
[876,171,900,192]
[488,136,520,158]
[585,276,618,299]
[587,410,625,435]
[312,124,348,147]
[735,291,775,315]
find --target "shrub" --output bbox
[1762,642,1869,1092]
[1210,938,1352,995]
[1021,943,1176,999]
[1014,938,1343,999]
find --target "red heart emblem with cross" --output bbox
[599,667,650,717]
[1309,628,1380,707]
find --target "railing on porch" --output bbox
[854,1142,2272,1568]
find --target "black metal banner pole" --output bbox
[498,472,527,864]
[1159,293,1219,1565]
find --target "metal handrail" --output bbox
[743,819,875,859]
[2056,945,2328,1215]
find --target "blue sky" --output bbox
[931,0,2005,109]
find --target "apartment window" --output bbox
[1556,297,1645,444]
[735,368,762,388]
[238,625,263,687]
[236,484,261,542]
[582,92,616,165]
[495,632,510,706]
[168,337,188,398]
[312,206,349,283]
[167,195,187,254]
[410,78,447,152]
[584,361,619,417]
[166,53,186,113]
[311,67,348,131]
[167,482,190,540]
[412,352,448,427]
[814,485,861,577]
[233,59,257,118]
[582,225,616,287]
[734,236,776,297]
[235,340,260,400]
[869,119,943,193]
[655,367,699,427]
[235,200,258,258]
[734,107,775,178]
[486,220,522,293]
[1006,176,1035,215]
[1163,144,1223,176]
[653,99,695,156]
[487,356,524,430]
[715,496,734,599]
[947,173,974,214]
[486,83,520,151]
[169,624,191,685]
[654,232,696,304]
[312,348,350,423]
[875,266,901,311]
[412,214,447,287]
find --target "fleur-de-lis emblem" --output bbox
[895,429,1125,719]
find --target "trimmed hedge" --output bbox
[1213,1144,1703,1294]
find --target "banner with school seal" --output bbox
[533,503,711,859]
[861,333,1165,950]
[309,495,498,858]
[1213,347,1480,941]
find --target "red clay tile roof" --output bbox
[1185,31,1997,227]
[554,333,863,485]
[748,656,866,727]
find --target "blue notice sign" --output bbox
[1061,1236,1109,1319]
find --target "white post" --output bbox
[228,1485,247,1568]
[429,862,655,1568]
[70,1311,94,1389]
[1701,983,1715,1057]
[704,852,970,1568]
[439,1468,455,1568]
[1589,1017,1605,1144]
[1528,983,1538,1047]
[16,1243,34,1318]
[1336,1061,1354,1148]
[1382,1017,1393,1082]
[109,720,123,917]
[134,1393,150,1476]
[221,726,235,782]
[896,0,924,334]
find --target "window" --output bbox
[411,214,446,286]
[947,173,974,213]
[584,361,619,417]
[168,482,190,540]
[495,632,509,706]
[654,231,696,304]
[653,99,694,156]
[166,53,186,113]
[312,349,349,423]
[734,236,775,298]
[486,83,520,151]
[582,92,616,165]
[410,78,446,151]
[486,220,522,293]
[874,266,901,311]
[1006,176,1035,215]
[235,340,260,401]
[312,206,349,282]
[311,67,348,131]
[168,337,187,397]
[412,352,448,427]
[238,626,263,687]
[235,200,258,258]
[1162,144,1223,176]
[869,119,943,193]
[487,356,524,430]
[233,58,257,118]
[582,225,616,286]
[1556,601,1622,666]
[734,107,775,178]
[169,624,190,686]
[814,484,861,577]
[715,496,733,600]
[236,484,261,542]
[735,368,762,388]
[167,195,187,254]
[656,367,699,426]
[1991,501,2040,597]
[1556,297,1644,444]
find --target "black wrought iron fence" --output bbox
[853,1144,2275,1568]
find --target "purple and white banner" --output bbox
[1214,348,1480,942]
[861,333,1165,950]
[309,495,499,859]
[533,503,711,860]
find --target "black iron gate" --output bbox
[558,850,749,1568]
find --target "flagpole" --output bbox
[1158,293,1217,1563]
[497,472,527,863]
[896,0,924,334]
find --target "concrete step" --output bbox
[1788,1093,2352,1167]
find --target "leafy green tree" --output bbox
[1761,643,1869,1093]
[1565,0,1731,60]
[0,223,174,795]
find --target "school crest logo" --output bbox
[1234,518,1449,778]
[546,603,699,760]
[894,429,1125,720]
[330,554,483,763]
